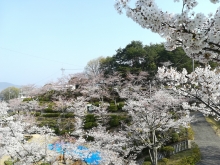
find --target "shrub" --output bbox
[40,163,50,165]
[92,102,100,107]
[4,161,13,165]
[161,146,174,158]
[161,158,169,165]
[83,135,95,141]
[31,112,41,116]
[108,103,118,112]
[60,113,74,118]
[42,113,60,117]
[108,115,128,128]
[83,114,98,130]
[43,108,57,113]
[187,127,194,140]
[22,98,33,102]
[84,114,97,122]
[143,162,151,165]
[108,115,121,127]
[83,122,98,129]
[117,102,125,110]
[176,142,201,165]
[171,132,180,142]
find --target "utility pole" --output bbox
[61,68,65,76]
[8,88,11,100]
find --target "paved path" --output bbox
[191,112,220,165]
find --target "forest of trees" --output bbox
[98,41,218,78]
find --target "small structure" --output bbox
[86,104,95,113]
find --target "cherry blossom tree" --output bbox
[120,90,192,165]
[157,65,220,119]
[115,0,220,63]
[0,101,56,165]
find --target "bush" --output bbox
[92,102,100,107]
[31,112,41,116]
[161,146,174,158]
[4,161,13,165]
[176,142,201,165]
[109,115,121,127]
[60,113,74,118]
[172,133,180,142]
[161,158,169,165]
[83,135,95,141]
[108,103,118,112]
[108,115,128,128]
[84,114,97,122]
[40,163,50,165]
[83,122,98,129]
[117,102,125,110]
[83,114,98,130]
[42,113,60,117]
[43,108,57,113]
[187,127,194,140]
[22,98,33,102]
[143,162,151,165]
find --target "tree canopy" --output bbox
[99,41,213,77]
[0,87,19,101]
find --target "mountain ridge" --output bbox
[0,82,20,91]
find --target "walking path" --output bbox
[191,112,220,165]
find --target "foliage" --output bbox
[187,127,194,140]
[143,162,152,165]
[122,90,192,165]
[0,87,19,100]
[83,114,98,130]
[42,113,60,117]
[4,160,14,165]
[117,102,125,110]
[158,65,220,118]
[161,158,169,165]
[171,133,180,143]
[84,56,104,78]
[176,142,201,165]
[161,146,174,158]
[23,98,33,102]
[108,103,118,112]
[43,108,57,113]
[108,115,127,128]
[100,41,203,78]
[115,0,220,63]
[60,112,75,118]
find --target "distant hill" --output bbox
[0,82,20,92]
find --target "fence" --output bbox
[158,140,191,160]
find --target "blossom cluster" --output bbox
[157,65,220,118]
[115,0,220,63]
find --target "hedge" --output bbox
[108,103,118,112]
[43,108,58,113]
[42,113,60,117]
[84,122,98,129]
[83,114,98,130]
[108,115,128,128]
[60,113,75,118]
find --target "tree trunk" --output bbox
[149,147,158,165]
[149,130,158,165]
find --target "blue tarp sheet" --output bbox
[48,143,101,165]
